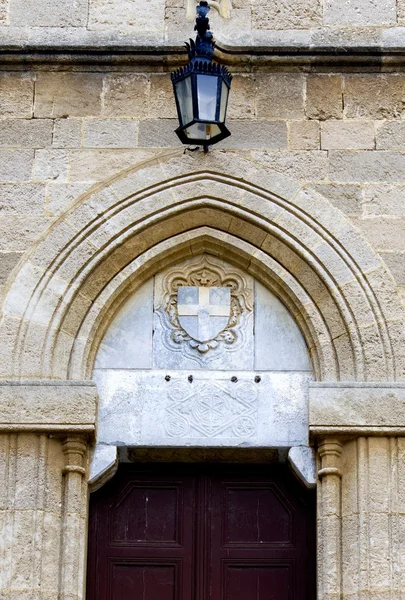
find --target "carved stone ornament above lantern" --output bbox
[154,255,253,367]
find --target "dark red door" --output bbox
[87,464,315,600]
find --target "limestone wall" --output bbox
[0,68,404,313]
[1,0,405,47]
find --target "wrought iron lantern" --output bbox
[171,1,232,149]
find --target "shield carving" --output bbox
[177,286,231,342]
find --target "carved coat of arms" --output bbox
[155,255,253,366]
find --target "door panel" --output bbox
[87,465,315,600]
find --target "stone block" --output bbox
[0,73,34,119]
[399,0,405,24]
[34,73,103,118]
[0,149,34,181]
[356,217,405,252]
[0,216,51,252]
[53,119,83,149]
[89,444,118,490]
[288,446,317,488]
[288,120,320,150]
[68,148,157,182]
[0,184,46,214]
[46,182,90,215]
[227,75,256,119]
[344,75,405,119]
[362,184,405,216]
[380,252,405,285]
[216,120,288,150]
[9,0,87,26]
[252,150,328,182]
[324,0,396,26]
[0,252,22,285]
[306,75,343,121]
[256,74,305,120]
[94,369,312,448]
[310,184,363,215]
[135,119,181,148]
[328,151,405,183]
[0,381,97,431]
[321,121,375,150]
[95,279,154,369]
[84,119,139,148]
[252,0,322,29]
[149,75,178,119]
[0,119,53,148]
[309,383,405,430]
[376,121,405,149]
[88,0,165,31]
[102,74,150,118]
[0,0,6,22]
[33,150,69,183]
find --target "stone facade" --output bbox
[1,1,405,599]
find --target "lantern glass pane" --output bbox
[175,76,194,126]
[219,80,229,123]
[196,74,218,121]
[185,122,222,141]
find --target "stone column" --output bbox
[317,437,343,600]
[60,435,89,600]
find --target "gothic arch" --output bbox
[0,150,404,382]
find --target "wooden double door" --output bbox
[87,464,315,600]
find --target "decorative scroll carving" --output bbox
[126,447,279,463]
[155,255,253,367]
[164,379,259,439]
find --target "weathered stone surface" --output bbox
[310,383,405,430]
[255,281,311,371]
[0,216,51,252]
[256,74,305,120]
[376,121,405,149]
[0,184,45,214]
[344,75,405,119]
[0,149,34,181]
[252,150,328,182]
[252,0,322,29]
[102,74,149,118]
[93,369,312,447]
[46,182,90,215]
[149,74,178,119]
[0,252,22,285]
[215,120,288,149]
[9,0,88,26]
[137,119,181,148]
[35,73,103,118]
[306,75,343,121]
[68,148,157,182]
[89,444,118,489]
[0,0,7,22]
[321,121,375,150]
[84,119,139,148]
[0,381,97,430]
[227,75,256,119]
[356,217,405,252]
[380,253,405,285]
[311,183,363,215]
[362,184,405,216]
[88,0,165,31]
[0,73,34,119]
[324,0,396,26]
[33,150,69,183]
[288,446,317,488]
[289,120,320,150]
[0,119,53,148]
[95,279,154,369]
[328,150,405,182]
[52,119,83,149]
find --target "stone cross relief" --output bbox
[177,286,231,344]
[186,0,232,20]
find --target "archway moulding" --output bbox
[0,149,403,383]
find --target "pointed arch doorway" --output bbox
[86,462,316,600]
